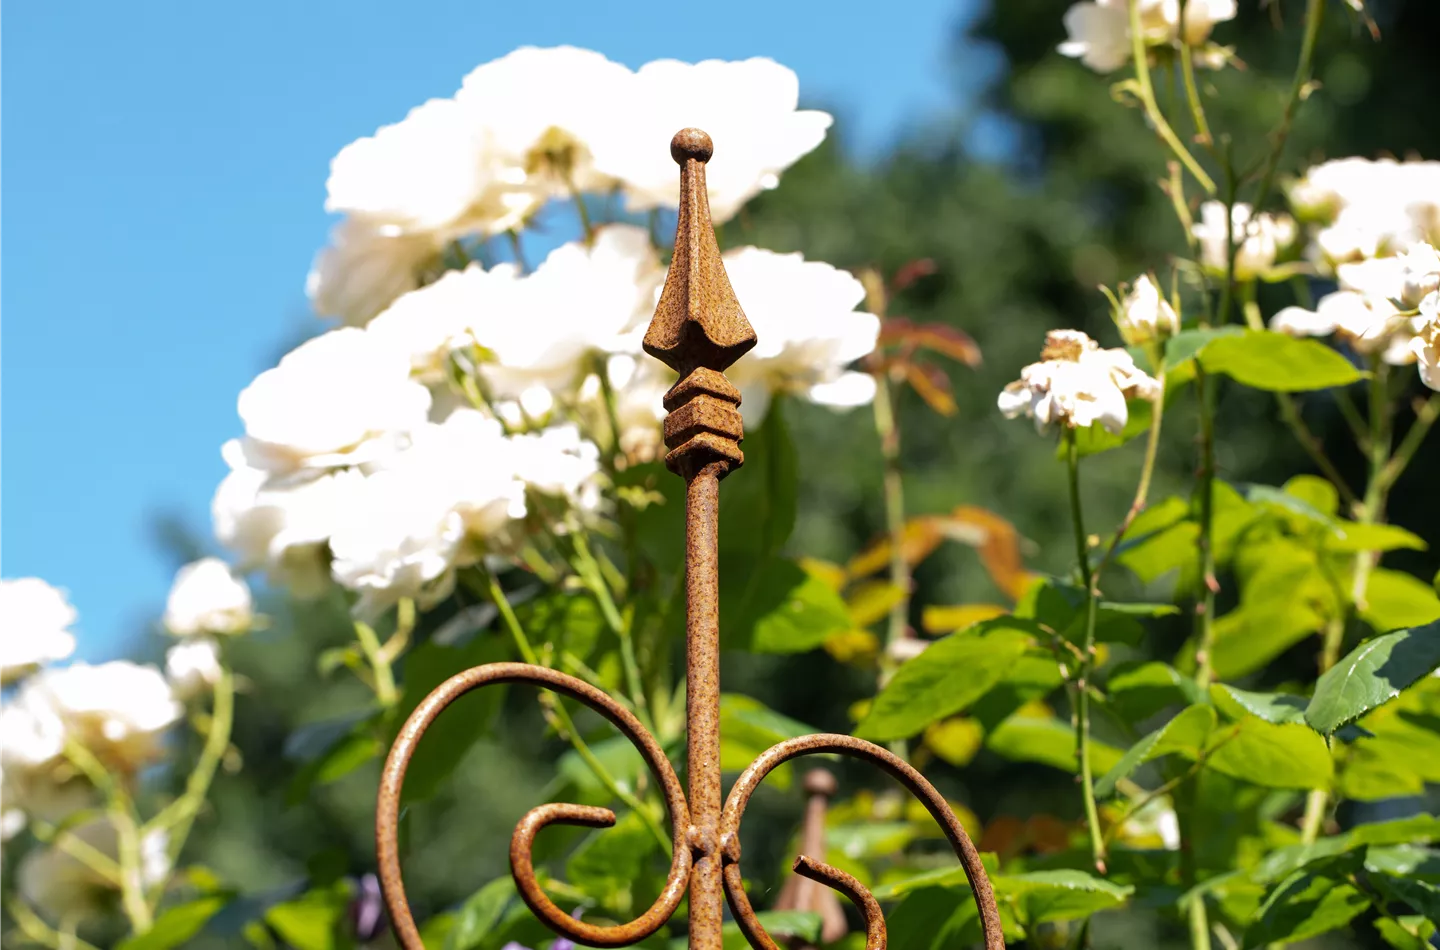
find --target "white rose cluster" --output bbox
[311,47,831,326]
[210,46,881,613]
[1273,157,1440,384]
[1059,0,1237,74]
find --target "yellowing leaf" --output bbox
[924,718,985,767]
[921,603,1009,634]
[847,518,945,578]
[847,580,910,627]
[945,505,1031,600]
[798,556,848,592]
[823,628,881,665]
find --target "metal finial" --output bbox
[373,129,1006,950]
[645,128,756,479]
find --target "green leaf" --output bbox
[1243,863,1368,947]
[885,887,988,950]
[854,621,1034,740]
[667,912,822,950]
[445,878,516,950]
[720,398,797,558]
[118,897,229,950]
[264,883,353,950]
[1106,661,1201,723]
[1371,873,1440,921]
[388,634,510,802]
[718,693,818,790]
[1016,577,1163,644]
[1210,684,1308,725]
[1200,329,1365,391]
[997,869,1133,925]
[1205,717,1334,790]
[1305,620,1440,734]
[557,734,645,798]
[567,810,660,905]
[985,714,1124,774]
[1165,325,1244,367]
[1095,704,1215,797]
[1360,569,1440,632]
[722,556,850,654]
[1365,844,1440,880]
[1068,394,1154,457]
[1326,521,1427,553]
[1375,917,1436,950]
[516,592,606,662]
[285,712,382,806]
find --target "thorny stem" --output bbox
[1177,1,1213,147]
[1127,0,1215,194]
[477,567,670,851]
[1249,0,1326,212]
[872,370,910,660]
[1065,429,1107,874]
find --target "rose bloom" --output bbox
[999,329,1160,434]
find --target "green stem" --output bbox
[1096,363,1167,581]
[1065,430,1107,874]
[147,666,236,875]
[570,534,652,731]
[1250,0,1325,212]
[5,898,103,950]
[353,619,399,707]
[1177,1,1213,147]
[1127,0,1215,193]
[30,822,123,885]
[478,568,669,851]
[111,805,154,934]
[1192,360,1220,691]
[872,370,910,658]
[1187,893,1213,950]
[1376,393,1440,493]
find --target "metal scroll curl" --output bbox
[718,735,1006,950]
[376,662,693,950]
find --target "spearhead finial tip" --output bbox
[671,128,714,165]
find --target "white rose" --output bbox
[366,261,521,383]
[325,97,541,237]
[1412,293,1440,392]
[1192,201,1296,280]
[212,441,367,598]
[19,662,182,775]
[0,698,91,825]
[329,410,528,614]
[720,247,880,423]
[1116,274,1179,345]
[1058,0,1235,73]
[999,329,1160,434]
[237,328,432,474]
[1399,242,1440,308]
[307,218,445,327]
[165,638,223,699]
[510,423,603,513]
[0,578,77,683]
[591,58,831,223]
[455,47,633,199]
[164,558,253,637]
[480,225,663,399]
[18,818,170,922]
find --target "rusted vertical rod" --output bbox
[685,462,726,950]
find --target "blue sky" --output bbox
[3,0,974,659]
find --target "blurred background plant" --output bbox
[5,1,1440,949]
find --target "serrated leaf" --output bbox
[1371,873,1440,921]
[1165,325,1244,367]
[1243,864,1368,947]
[1359,569,1440,632]
[1305,620,1440,733]
[723,557,852,654]
[998,869,1134,925]
[854,621,1035,740]
[1375,916,1436,950]
[1205,717,1334,789]
[1106,661,1200,722]
[1201,329,1365,391]
[1210,684,1308,725]
[1095,704,1215,797]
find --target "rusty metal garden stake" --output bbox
[375,129,1005,950]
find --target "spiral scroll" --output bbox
[719,735,1006,950]
[376,662,692,950]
